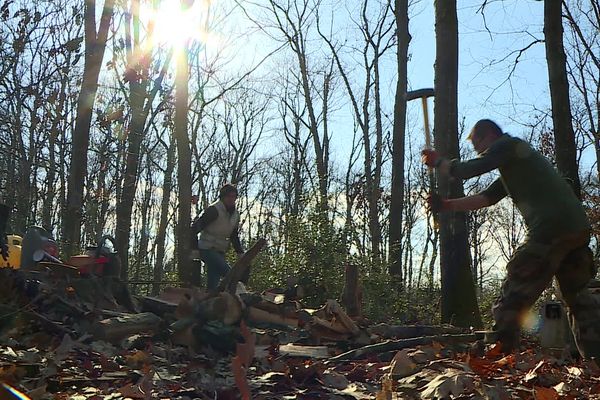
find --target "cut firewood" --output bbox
[279,344,329,358]
[327,333,479,362]
[196,292,244,325]
[324,300,361,335]
[92,312,163,342]
[218,238,267,293]
[138,296,178,317]
[247,306,299,329]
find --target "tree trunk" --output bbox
[175,34,193,284]
[153,140,176,295]
[434,0,482,328]
[389,0,410,276]
[544,0,581,199]
[63,0,115,256]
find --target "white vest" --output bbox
[198,200,240,253]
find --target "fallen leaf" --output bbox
[375,375,393,400]
[485,342,503,358]
[320,369,349,390]
[468,355,495,376]
[232,356,251,400]
[552,381,569,394]
[125,350,152,369]
[533,386,558,400]
[389,349,417,378]
[524,360,546,383]
[566,366,583,377]
[421,370,476,399]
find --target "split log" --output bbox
[247,306,298,329]
[92,312,162,342]
[279,344,329,358]
[369,324,466,339]
[196,292,243,325]
[327,333,479,362]
[324,300,360,335]
[218,238,266,293]
[340,263,361,317]
[138,296,178,317]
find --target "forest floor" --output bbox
[0,268,599,400]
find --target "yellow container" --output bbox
[0,235,22,269]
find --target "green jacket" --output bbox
[450,134,589,240]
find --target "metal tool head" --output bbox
[405,88,435,101]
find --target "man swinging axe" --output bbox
[421,119,600,359]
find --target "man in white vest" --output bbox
[191,184,244,289]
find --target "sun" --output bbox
[144,0,208,48]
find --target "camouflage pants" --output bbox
[492,230,600,358]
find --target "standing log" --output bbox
[340,263,361,317]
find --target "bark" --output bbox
[544,0,581,199]
[434,0,482,328]
[115,0,163,280]
[63,0,115,256]
[174,36,193,284]
[389,0,410,275]
[153,140,176,295]
[341,263,361,317]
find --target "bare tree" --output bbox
[63,0,115,256]
[434,0,481,328]
[544,0,581,198]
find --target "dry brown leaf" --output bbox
[468,355,496,376]
[125,350,152,369]
[321,369,349,390]
[485,342,503,358]
[389,349,417,378]
[375,375,393,400]
[232,356,251,400]
[420,370,476,399]
[533,386,559,400]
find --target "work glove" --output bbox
[421,149,442,168]
[427,193,450,214]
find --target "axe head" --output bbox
[405,88,435,101]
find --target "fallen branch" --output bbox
[327,333,478,362]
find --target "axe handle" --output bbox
[421,96,432,149]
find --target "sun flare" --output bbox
[144,0,208,48]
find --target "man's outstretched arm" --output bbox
[431,178,507,213]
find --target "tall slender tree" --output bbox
[63,0,115,256]
[389,0,410,276]
[434,0,481,328]
[544,0,581,198]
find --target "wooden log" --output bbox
[324,300,361,335]
[92,312,162,342]
[138,296,178,317]
[368,324,466,339]
[340,263,361,317]
[196,292,243,325]
[327,333,479,362]
[218,238,267,293]
[247,307,299,328]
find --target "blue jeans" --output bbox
[201,249,231,290]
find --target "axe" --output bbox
[406,88,439,226]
